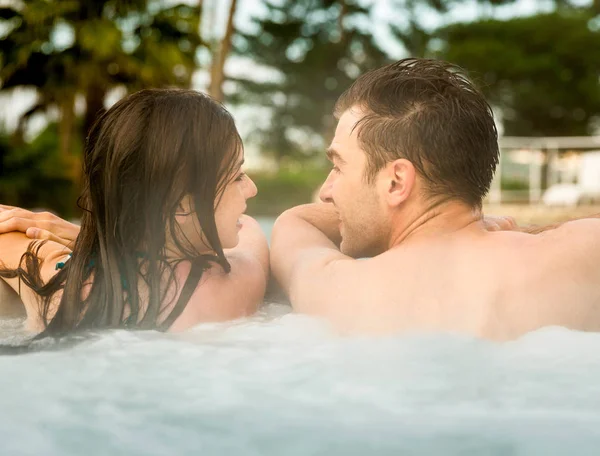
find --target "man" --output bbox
[270,58,600,340]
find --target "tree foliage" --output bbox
[231,0,390,164]
[0,0,205,211]
[388,0,516,57]
[436,9,600,136]
[0,124,78,216]
[0,0,203,167]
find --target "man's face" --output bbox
[319,108,389,257]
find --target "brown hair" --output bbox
[1,89,243,335]
[334,58,499,208]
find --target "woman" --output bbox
[0,88,269,336]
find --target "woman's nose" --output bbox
[245,175,258,199]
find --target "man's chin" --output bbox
[340,236,381,259]
[339,239,351,256]
[340,239,364,259]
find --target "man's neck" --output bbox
[388,199,483,249]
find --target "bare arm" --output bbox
[0,232,71,325]
[270,203,340,292]
[479,211,600,234]
[0,278,25,318]
[519,212,600,234]
[281,203,343,247]
[270,203,354,316]
[0,232,71,291]
[539,218,600,329]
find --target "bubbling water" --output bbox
[1,303,600,455]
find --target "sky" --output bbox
[0,0,594,167]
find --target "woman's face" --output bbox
[172,152,257,256]
[213,157,258,249]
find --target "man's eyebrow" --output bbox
[326,147,346,164]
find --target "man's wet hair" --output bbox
[335,58,499,208]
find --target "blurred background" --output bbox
[1,0,599,224]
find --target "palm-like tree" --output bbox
[0,0,203,178]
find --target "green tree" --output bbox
[0,0,203,179]
[388,0,516,57]
[436,10,600,136]
[231,0,390,165]
[0,124,78,216]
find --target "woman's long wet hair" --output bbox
[1,89,243,336]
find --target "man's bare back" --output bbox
[301,219,600,340]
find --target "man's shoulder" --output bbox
[484,218,600,252]
[512,218,600,283]
[535,218,600,253]
[551,217,600,236]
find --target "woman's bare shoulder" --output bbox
[168,256,268,331]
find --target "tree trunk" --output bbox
[337,0,347,43]
[209,0,238,102]
[83,86,106,140]
[58,94,77,179]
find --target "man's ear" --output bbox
[382,159,416,207]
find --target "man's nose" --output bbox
[319,175,334,203]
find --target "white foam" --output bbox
[1,306,600,455]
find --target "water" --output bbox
[2,218,600,454]
[1,306,600,455]
[256,216,275,242]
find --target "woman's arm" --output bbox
[0,232,71,321]
[0,277,26,318]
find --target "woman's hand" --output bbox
[0,205,80,248]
